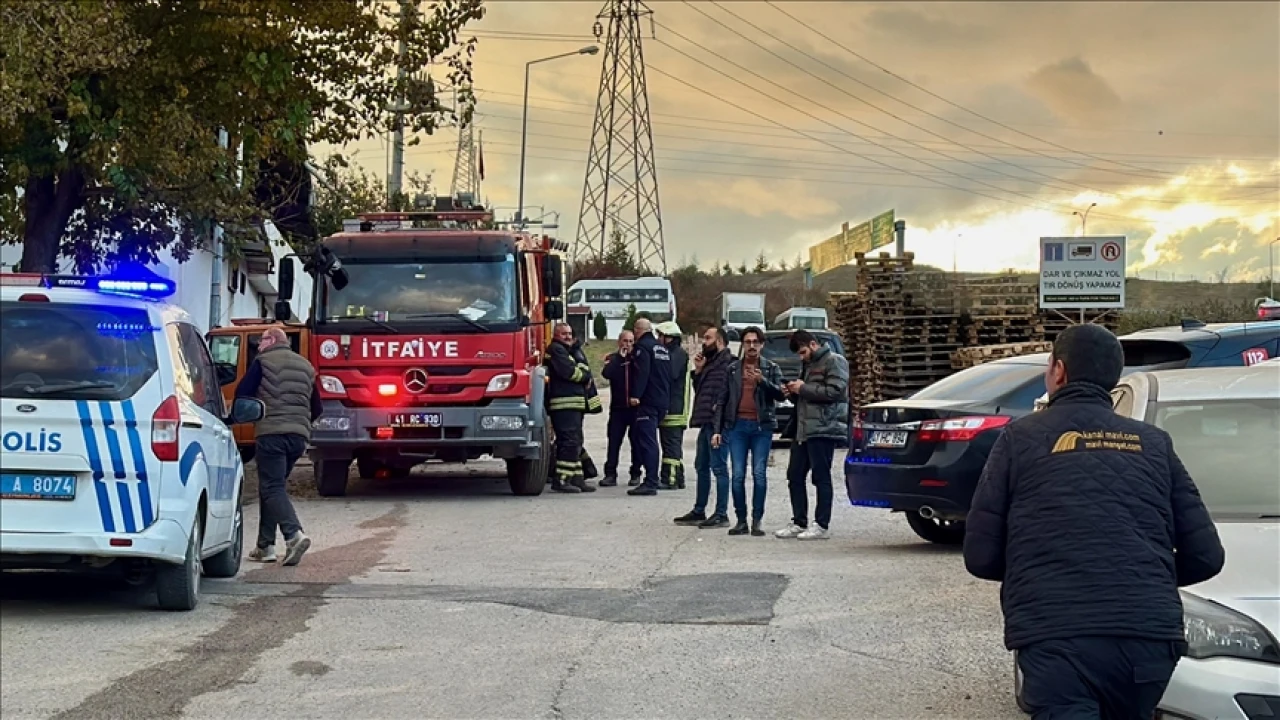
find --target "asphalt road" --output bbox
[1,399,1023,720]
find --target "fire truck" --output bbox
[271,201,567,497]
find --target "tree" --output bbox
[310,155,432,239]
[622,303,639,332]
[1,0,483,272]
[778,257,790,271]
[721,261,733,276]
[601,227,640,277]
[753,251,770,273]
[737,261,748,275]
[592,311,607,341]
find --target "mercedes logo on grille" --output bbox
[403,368,429,393]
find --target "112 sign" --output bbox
[1242,347,1271,366]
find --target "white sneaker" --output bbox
[774,524,805,539]
[797,526,830,541]
[248,545,277,563]
[283,532,311,566]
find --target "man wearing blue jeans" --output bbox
[720,326,786,536]
[673,326,734,527]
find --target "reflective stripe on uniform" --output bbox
[555,459,583,478]
[661,457,683,467]
[549,397,587,411]
[586,396,603,412]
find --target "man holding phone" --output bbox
[672,326,734,527]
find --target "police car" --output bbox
[0,268,264,611]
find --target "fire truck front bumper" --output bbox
[309,399,544,461]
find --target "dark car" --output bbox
[761,329,845,436]
[846,320,1280,545]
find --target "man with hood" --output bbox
[625,317,671,496]
[655,321,691,490]
[672,326,734,526]
[544,323,597,493]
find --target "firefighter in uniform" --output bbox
[655,322,690,490]
[574,337,605,479]
[545,323,596,493]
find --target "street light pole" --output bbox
[517,45,598,229]
[1270,236,1279,298]
[1072,202,1097,236]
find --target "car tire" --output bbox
[1013,651,1030,713]
[507,425,549,496]
[316,459,350,497]
[905,511,966,545]
[156,514,202,612]
[202,501,243,579]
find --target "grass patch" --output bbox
[581,340,617,386]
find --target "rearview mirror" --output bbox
[331,267,349,291]
[545,299,564,321]
[278,257,295,300]
[544,255,564,298]
[273,299,292,323]
[226,397,265,426]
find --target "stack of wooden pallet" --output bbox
[956,274,1044,346]
[951,341,1054,370]
[1039,309,1121,343]
[828,292,878,406]
[856,252,962,402]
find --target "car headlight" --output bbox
[319,375,347,395]
[486,373,514,393]
[1182,591,1280,664]
[481,415,524,431]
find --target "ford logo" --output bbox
[16,404,36,413]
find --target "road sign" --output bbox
[809,209,895,276]
[1039,236,1126,310]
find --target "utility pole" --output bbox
[1073,202,1096,235]
[451,120,479,200]
[575,0,667,274]
[388,0,411,206]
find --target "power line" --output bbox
[697,1,1173,186]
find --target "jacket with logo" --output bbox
[793,345,849,442]
[715,354,786,434]
[963,381,1225,650]
[630,332,670,415]
[236,344,319,440]
[661,339,691,428]
[546,340,593,412]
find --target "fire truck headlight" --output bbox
[485,373,515,393]
[319,375,347,395]
[481,415,525,431]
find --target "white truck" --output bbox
[719,292,767,332]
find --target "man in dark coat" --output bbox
[964,324,1225,718]
[672,326,734,526]
[599,331,641,487]
[545,323,597,494]
[570,337,604,480]
[626,318,671,496]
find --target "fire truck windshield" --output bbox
[319,255,519,331]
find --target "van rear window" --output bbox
[0,302,160,401]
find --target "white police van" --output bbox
[0,267,264,611]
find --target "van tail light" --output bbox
[917,415,1011,443]
[151,395,181,461]
[851,412,865,443]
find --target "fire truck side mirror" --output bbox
[330,267,350,291]
[273,299,292,323]
[278,257,295,299]
[543,256,564,298]
[545,299,564,321]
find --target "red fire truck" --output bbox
[272,202,567,497]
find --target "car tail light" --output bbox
[17,293,50,302]
[374,426,394,440]
[917,415,1011,443]
[851,412,865,443]
[377,383,397,397]
[151,395,180,461]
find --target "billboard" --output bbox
[809,209,895,276]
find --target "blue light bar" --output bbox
[42,264,176,300]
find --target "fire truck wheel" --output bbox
[315,459,350,497]
[507,426,549,496]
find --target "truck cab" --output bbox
[274,203,567,498]
[206,320,310,462]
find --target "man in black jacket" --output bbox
[720,326,786,536]
[545,323,597,494]
[964,324,1225,718]
[626,318,671,496]
[673,326,734,526]
[599,331,641,487]
[655,321,691,490]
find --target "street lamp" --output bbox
[1269,236,1279,299]
[517,45,599,228]
[1072,203,1097,236]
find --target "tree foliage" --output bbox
[592,311,607,341]
[310,155,433,240]
[0,0,483,272]
[622,303,639,332]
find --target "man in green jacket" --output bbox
[775,330,849,541]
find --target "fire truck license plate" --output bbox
[388,412,443,428]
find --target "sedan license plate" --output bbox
[388,412,443,428]
[867,430,908,448]
[1,474,77,501]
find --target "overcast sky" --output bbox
[337,1,1279,282]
